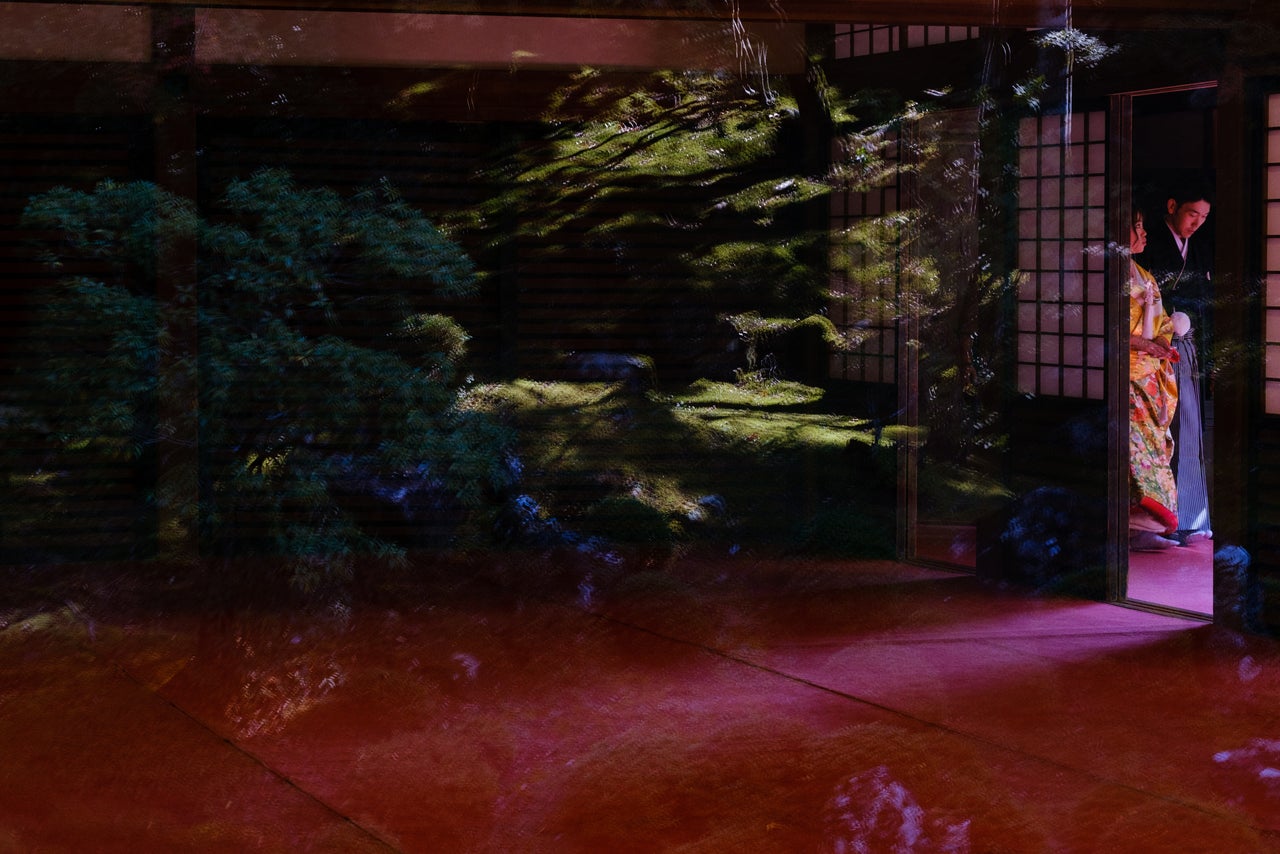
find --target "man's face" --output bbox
[1166,198,1211,240]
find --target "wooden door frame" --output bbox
[1107,81,1219,619]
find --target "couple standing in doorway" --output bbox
[1128,178,1214,551]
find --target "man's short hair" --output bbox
[1169,177,1214,208]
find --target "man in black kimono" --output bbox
[1136,182,1213,332]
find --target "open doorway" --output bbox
[1122,84,1216,616]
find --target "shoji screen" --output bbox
[828,133,900,384]
[833,24,981,59]
[1263,93,1280,414]
[1016,111,1108,399]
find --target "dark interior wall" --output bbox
[1131,88,1218,237]
[1243,76,1280,632]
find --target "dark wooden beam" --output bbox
[1,0,1250,29]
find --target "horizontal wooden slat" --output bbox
[1,0,1249,28]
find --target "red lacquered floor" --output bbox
[2,556,1277,852]
[1128,535,1215,614]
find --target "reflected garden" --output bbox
[0,15,1224,616]
[4,57,992,598]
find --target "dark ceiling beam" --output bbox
[8,0,1250,29]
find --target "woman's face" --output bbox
[1130,216,1147,255]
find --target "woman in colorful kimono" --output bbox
[1128,211,1180,550]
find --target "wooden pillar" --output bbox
[151,7,200,565]
[1210,48,1258,630]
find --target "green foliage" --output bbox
[723,311,837,378]
[23,278,158,451]
[449,64,936,362]
[467,380,896,560]
[22,179,199,287]
[17,181,197,453]
[580,496,676,546]
[9,170,513,586]
[391,313,470,380]
[1034,28,1119,68]
[794,500,896,558]
[677,378,824,408]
